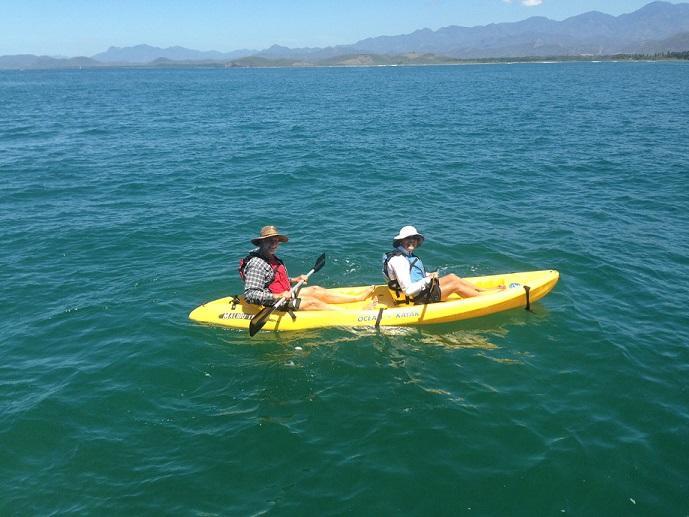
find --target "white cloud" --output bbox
[504,0,544,6]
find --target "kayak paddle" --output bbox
[249,253,326,336]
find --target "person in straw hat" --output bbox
[382,225,494,304]
[240,225,375,310]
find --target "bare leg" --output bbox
[298,293,378,311]
[438,274,481,300]
[298,296,339,311]
[300,285,374,304]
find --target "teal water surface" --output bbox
[2,62,688,515]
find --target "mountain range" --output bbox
[2,1,689,69]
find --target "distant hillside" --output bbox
[1,1,689,69]
[631,30,689,52]
[226,53,463,67]
[92,44,255,63]
[257,0,689,60]
[0,55,100,69]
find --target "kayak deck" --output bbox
[189,270,559,333]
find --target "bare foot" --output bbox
[478,285,506,294]
[363,296,379,310]
[359,285,376,301]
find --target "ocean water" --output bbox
[1,62,688,515]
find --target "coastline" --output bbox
[1,52,688,71]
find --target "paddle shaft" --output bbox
[271,265,316,311]
[249,253,326,336]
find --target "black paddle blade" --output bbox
[249,305,276,337]
[313,253,326,273]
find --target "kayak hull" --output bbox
[189,270,559,332]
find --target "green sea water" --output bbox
[1,62,688,515]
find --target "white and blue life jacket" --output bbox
[382,248,427,285]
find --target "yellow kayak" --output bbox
[189,269,559,332]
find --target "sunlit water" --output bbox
[1,62,688,514]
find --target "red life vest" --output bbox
[239,252,291,294]
[266,256,291,294]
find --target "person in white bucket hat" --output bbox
[382,225,490,304]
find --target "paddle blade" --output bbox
[249,305,275,337]
[313,253,326,273]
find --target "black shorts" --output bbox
[413,279,442,305]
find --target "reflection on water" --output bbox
[420,331,500,350]
[205,301,555,374]
[199,299,552,354]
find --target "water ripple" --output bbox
[1,63,688,514]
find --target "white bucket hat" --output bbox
[393,225,425,247]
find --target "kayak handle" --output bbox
[524,285,531,311]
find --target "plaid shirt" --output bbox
[243,251,288,306]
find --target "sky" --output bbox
[0,0,662,57]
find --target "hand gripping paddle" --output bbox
[249,253,326,336]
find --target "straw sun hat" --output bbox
[393,226,425,247]
[251,225,289,246]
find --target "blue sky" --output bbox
[1,0,659,56]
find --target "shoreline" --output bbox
[1,52,688,71]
